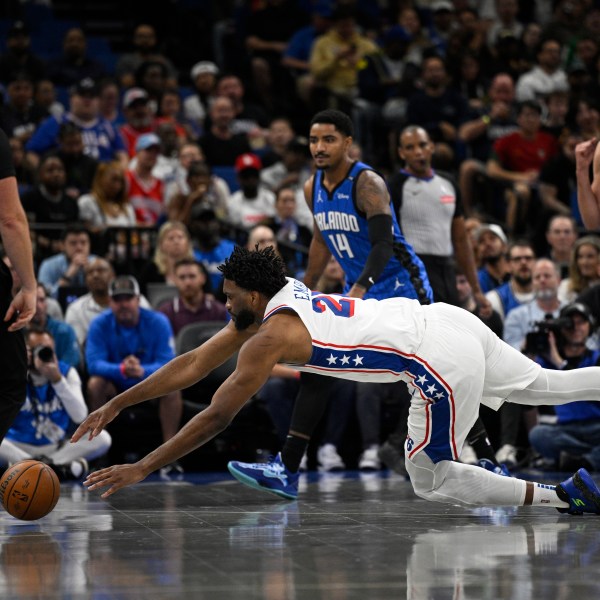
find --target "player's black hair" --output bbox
[218,245,287,298]
[310,109,354,138]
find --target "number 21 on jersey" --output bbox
[328,233,354,259]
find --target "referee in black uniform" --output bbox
[0,128,36,442]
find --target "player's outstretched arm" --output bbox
[576,138,600,229]
[83,321,290,498]
[71,322,251,443]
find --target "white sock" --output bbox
[531,482,568,509]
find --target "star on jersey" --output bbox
[340,355,350,365]
[353,354,364,366]
[426,384,437,394]
[394,279,404,290]
[326,354,337,365]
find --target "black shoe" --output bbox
[559,451,594,473]
[51,459,89,482]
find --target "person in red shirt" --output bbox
[486,100,559,236]
[118,88,157,158]
[126,133,165,225]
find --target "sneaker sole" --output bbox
[227,464,297,501]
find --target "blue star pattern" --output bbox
[306,342,457,463]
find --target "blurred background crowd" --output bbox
[1,0,600,476]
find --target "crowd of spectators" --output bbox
[2,0,600,473]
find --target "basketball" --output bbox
[0,460,60,521]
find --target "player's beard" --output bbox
[233,308,256,331]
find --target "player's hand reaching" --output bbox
[84,464,146,498]
[70,403,120,443]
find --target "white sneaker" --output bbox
[459,442,477,465]
[359,445,381,471]
[317,444,344,472]
[496,444,518,467]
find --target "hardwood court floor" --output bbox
[0,469,599,599]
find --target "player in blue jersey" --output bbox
[73,246,600,515]
[267,109,433,475]
[246,110,496,478]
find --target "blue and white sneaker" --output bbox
[228,453,299,500]
[556,468,600,515]
[476,458,511,477]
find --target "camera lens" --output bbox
[34,345,54,363]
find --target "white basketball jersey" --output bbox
[263,278,426,384]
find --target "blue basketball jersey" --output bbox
[312,161,432,302]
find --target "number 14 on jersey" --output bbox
[328,233,354,258]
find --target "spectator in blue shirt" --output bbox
[25,78,127,170]
[85,276,183,452]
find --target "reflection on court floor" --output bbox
[0,471,597,599]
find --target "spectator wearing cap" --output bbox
[0,20,45,84]
[0,72,48,142]
[183,61,219,137]
[85,275,183,455]
[46,27,107,88]
[65,258,151,348]
[426,1,459,57]
[227,153,276,231]
[119,87,157,158]
[529,301,600,473]
[115,24,178,90]
[26,78,128,169]
[199,96,251,167]
[125,132,165,225]
[475,223,510,293]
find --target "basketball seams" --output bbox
[19,466,44,520]
[0,460,60,520]
[2,462,39,515]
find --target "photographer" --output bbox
[0,326,111,480]
[529,303,600,472]
[499,259,564,467]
